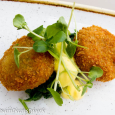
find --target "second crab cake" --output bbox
[74,25,115,82]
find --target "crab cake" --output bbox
[0,36,54,91]
[75,25,115,82]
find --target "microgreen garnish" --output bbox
[88,66,103,79]
[13,14,27,30]
[81,86,87,96]
[14,48,21,68]
[19,98,29,113]
[13,14,45,40]
[13,47,32,68]
[13,2,103,110]
[48,31,66,44]
[27,25,44,41]
[33,40,48,53]
[66,41,77,58]
[47,88,63,106]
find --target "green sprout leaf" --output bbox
[14,48,21,68]
[88,66,103,79]
[48,31,66,44]
[33,40,48,53]
[46,17,67,39]
[86,82,93,88]
[48,45,59,59]
[47,88,63,106]
[57,16,67,28]
[13,14,27,30]
[66,41,77,58]
[19,98,29,113]
[46,23,61,39]
[27,25,43,40]
[81,86,87,96]
[90,76,97,82]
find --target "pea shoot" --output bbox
[13,2,103,111]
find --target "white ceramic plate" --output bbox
[0,1,115,115]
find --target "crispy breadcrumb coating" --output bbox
[0,36,54,91]
[75,25,115,82]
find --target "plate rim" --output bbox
[3,0,115,17]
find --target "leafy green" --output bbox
[57,16,67,29]
[88,66,103,78]
[81,86,87,96]
[48,45,59,59]
[66,41,77,58]
[33,40,48,53]
[45,16,67,39]
[46,23,61,39]
[25,92,42,101]
[80,66,103,96]
[19,98,29,113]
[13,14,27,30]
[47,88,63,106]
[90,76,97,82]
[14,48,21,68]
[86,82,93,88]
[69,32,76,41]
[48,31,66,44]
[27,25,43,40]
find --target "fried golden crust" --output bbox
[75,25,115,82]
[0,36,54,91]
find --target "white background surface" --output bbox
[62,0,115,10]
[0,1,115,115]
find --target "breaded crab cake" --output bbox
[75,25,115,82]
[0,36,54,91]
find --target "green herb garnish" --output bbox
[19,98,29,113]
[14,48,21,68]
[47,88,63,106]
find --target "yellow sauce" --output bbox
[61,80,83,100]
[54,43,83,100]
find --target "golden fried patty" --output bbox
[75,25,115,82]
[0,36,54,91]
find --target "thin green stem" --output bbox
[66,2,75,42]
[25,25,45,40]
[73,12,77,40]
[19,98,29,113]
[79,84,86,87]
[70,71,88,82]
[13,46,33,49]
[67,2,75,30]
[50,78,56,88]
[79,79,84,85]
[62,58,80,91]
[69,58,89,81]
[20,48,32,55]
[77,68,89,81]
[54,43,63,91]
[82,72,89,74]
[48,50,59,60]
[70,41,87,49]
[63,87,74,101]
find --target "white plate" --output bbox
[0,1,115,115]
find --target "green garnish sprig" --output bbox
[13,2,103,109]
